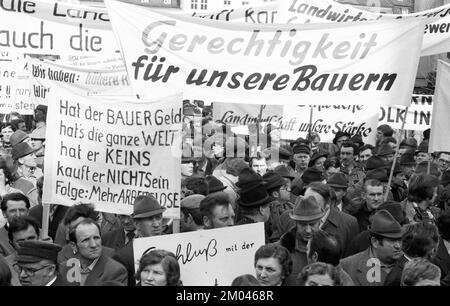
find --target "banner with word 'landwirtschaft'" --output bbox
[27,58,132,106]
[42,87,182,218]
[105,0,425,107]
[278,0,450,56]
[133,222,265,286]
[0,0,119,55]
[213,102,378,145]
[379,95,433,131]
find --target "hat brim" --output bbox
[368,229,403,239]
[289,211,325,222]
[327,183,347,189]
[16,254,44,263]
[209,186,227,193]
[14,146,37,160]
[132,208,166,219]
[239,195,272,207]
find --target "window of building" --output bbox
[200,0,207,10]
[191,0,198,10]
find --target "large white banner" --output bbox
[213,102,378,144]
[379,95,433,131]
[0,0,119,55]
[42,87,182,218]
[105,0,425,107]
[133,223,265,286]
[429,60,450,153]
[278,0,450,56]
[27,58,132,107]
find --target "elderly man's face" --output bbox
[17,260,55,286]
[293,153,310,169]
[296,219,321,243]
[135,214,164,237]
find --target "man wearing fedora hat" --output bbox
[345,201,409,257]
[10,142,41,194]
[14,240,67,286]
[279,196,326,286]
[384,222,440,286]
[235,182,272,240]
[340,210,404,286]
[113,195,167,286]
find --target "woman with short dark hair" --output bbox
[297,262,342,286]
[136,249,181,286]
[254,243,292,286]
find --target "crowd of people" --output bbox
[0,103,450,287]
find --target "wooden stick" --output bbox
[385,107,409,202]
[308,106,314,139]
[172,219,180,234]
[41,204,50,240]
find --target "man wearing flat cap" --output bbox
[14,240,66,286]
[113,195,167,286]
[340,210,404,286]
[278,196,325,286]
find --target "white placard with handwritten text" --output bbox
[133,223,265,286]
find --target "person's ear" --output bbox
[312,251,319,263]
[69,241,78,254]
[203,215,211,228]
[273,191,280,198]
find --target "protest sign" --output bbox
[379,95,433,131]
[105,0,424,107]
[429,60,450,153]
[0,53,34,114]
[0,0,119,55]
[213,102,378,144]
[278,0,450,56]
[42,87,182,218]
[133,222,265,286]
[27,58,132,106]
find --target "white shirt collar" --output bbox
[45,276,57,286]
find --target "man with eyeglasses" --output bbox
[437,152,450,174]
[14,240,66,286]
